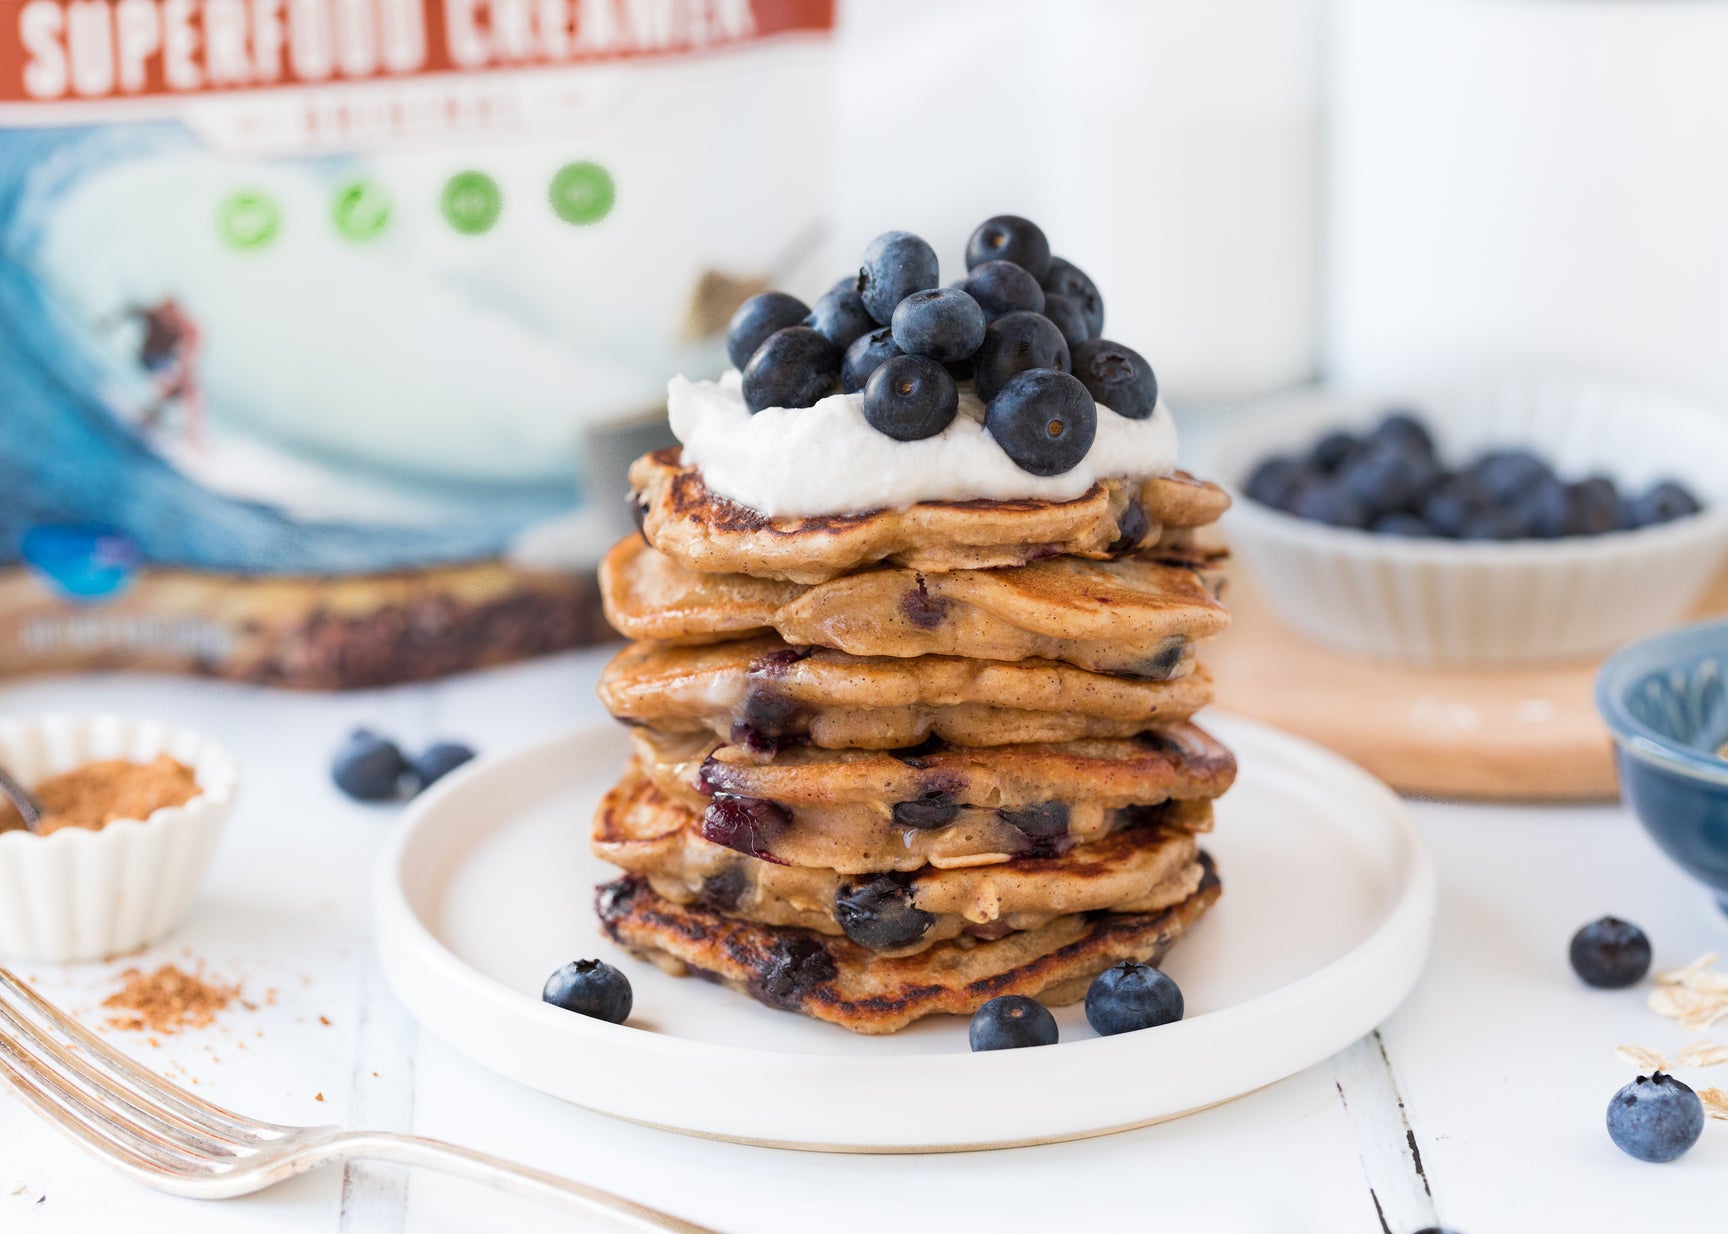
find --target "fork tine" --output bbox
[0,1033,222,1181]
[0,995,251,1160]
[0,966,289,1141]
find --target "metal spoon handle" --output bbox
[0,766,45,833]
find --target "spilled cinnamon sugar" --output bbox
[102,965,241,1035]
[0,754,199,836]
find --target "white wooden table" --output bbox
[1,651,1722,1234]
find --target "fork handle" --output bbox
[332,1132,721,1233]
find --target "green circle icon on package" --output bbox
[441,171,503,235]
[217,191,281,250]
[333,180,391,242]
[549,161,615,226]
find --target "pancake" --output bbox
[597,636,1215,750]
[630,447,1231,583]
[600,536,1229,676]
[596,858,1221,1034]
[597,751,1213,871]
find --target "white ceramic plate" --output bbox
[374,714,1434,1152]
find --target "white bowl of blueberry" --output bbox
[1214,379,1728,667]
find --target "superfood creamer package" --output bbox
[0,0,834,687]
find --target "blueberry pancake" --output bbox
[601,754,1214,872]
[593,769,1206,957]
[597,636,1215,751]
[600,535,1228,677]
[596,859,1221,1035]
[631,446,1231,584]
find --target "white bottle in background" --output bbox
[1328,0,1728,402]
[828,0,1322,405]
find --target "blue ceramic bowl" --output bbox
[1597,617,1728,915]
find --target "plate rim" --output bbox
[372,712,1437,1148]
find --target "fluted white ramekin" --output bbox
[1210,378,1728,667]
[0,716,237,963]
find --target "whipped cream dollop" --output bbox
[667,370,1180,518]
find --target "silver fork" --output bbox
[0,965,717,1232]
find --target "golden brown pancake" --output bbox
[600,536,1229,676]
[597,636,1214,750]
[594,767,1209,952]
[630,448,1231,583]
[596,858,1221,1034]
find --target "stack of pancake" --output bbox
[591,447,1236,1034]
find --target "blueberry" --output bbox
[1040,257,1103,336]
[863,355,959,441]
[999,802,1069,841]
[1372,512,1436,537]
[1570,476,1621,535]
[1470,449,1553,506]
[1085,960,1184,1035]
[542,959,632,1024]
[944,357,975,383]
[1374,411,1436,459]
[1040,293,1093,348]
[968,994,1058,1051]
[1307,431,1361,475]
[1421,478,1482,538]
[1287,480,1369,529]
[1522,477,1575,539]
[985,369,1097,477]
[1459,505,1533,541]
[857,230,939,325]
[890,287,986,364]
[413,741,476,788]
[725,292,809,371]
[973,311,1071,403]
[834,876,934,951]
[804,286,877,353]
[1628,480,1703,528]
[1245,455,1305,510]
[1338,443,1437,517]
[741,326,839,413]
[962,260,1046,321]
[965,215,1052,280]
[893,792,961,829]
[1569,916,1652,988]
[1071,338,1158,420]
[702,794,793,862]
[332,729,408,801]
[841,326,902,394]
[1606,1073,1704,1163]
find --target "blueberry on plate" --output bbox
[1606,1073,1704,1163]
[332,729,408,801]
[1569,475,1621,535]
[962,260,1046,321]
[973,311,1071,403]
[1371,511,1436,537]
[1244,455,1305,510]
[890,287,986,364]
[985,369,1097,477]
[1628,480,1703,528]
[842,326,902,393]
[543,959,632,1024]
[1338,442,1437,517]
[1040,257,1104,336]
[1085,960,1183,1035]
[863,355,959,441]
[725,292,809,371]
[803,285,877,353]
[834,876,934,951]
[1307,430,1361,476]
[1373,411,1436,459]
[1569,916,1652,988]
[1071,338,1157,420]
[1287,479,1369,529]
[969,994,1059,1051]
[413,741,476,788]
[1421,478,1482,538]
[1522,477,1575,539]
[1470,449,1554,506]
[965,214,1052,280]
[1040,293,1093,349]
[741,326,839,413]
[857,230,940,324]
[1459,504,1534,541]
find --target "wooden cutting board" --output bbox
[1205,569,1728,802]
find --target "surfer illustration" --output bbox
[106,298,205,446]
